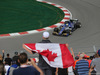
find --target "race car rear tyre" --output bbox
[69,31,72,35]
[75,22,81,28]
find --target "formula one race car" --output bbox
[52,19,81,36]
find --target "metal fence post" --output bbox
[93,45,96,52]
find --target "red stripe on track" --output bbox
[51,4,56,6]
[0,34,10,37]
[36,28,46,31]
[59,21,64,24]
[49,25,57,28]
[65,13,70,16]
[58,7,63,8]
[19,32,28,35]
[64,17,70,20]
[42,1,47,3]
[63,10,68,12]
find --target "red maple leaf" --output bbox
[39,49,57,62]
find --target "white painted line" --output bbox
[10,33,20,36]
[27,30,39,34]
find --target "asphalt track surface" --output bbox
[0,0,100,57]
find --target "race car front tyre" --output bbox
[63,30,72,35]
[52,32,58,35]
[69,31,72,35]
[54,28,59,32]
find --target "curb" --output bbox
[0,0,72,37]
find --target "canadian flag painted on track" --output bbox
[24,43,74,68]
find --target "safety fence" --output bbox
[69,45,100,56]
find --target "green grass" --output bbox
[0,0,64,34]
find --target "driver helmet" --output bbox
[70,19,73,22]
[66,24,69,26]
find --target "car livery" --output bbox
[52,19,81,36]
